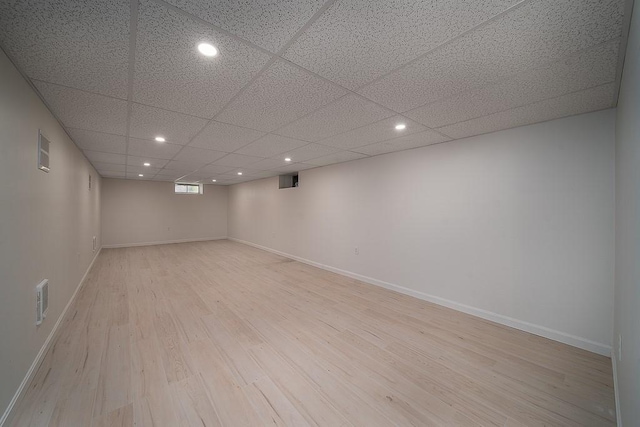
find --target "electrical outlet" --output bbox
[355,247,359,255]
[618,334,622,362]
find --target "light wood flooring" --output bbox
[8,240,616,426]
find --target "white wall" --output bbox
[228,109,616,355]
[614,1,640,424]
[101,179,228,247]
[0,50,101,421]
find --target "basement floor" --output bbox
[8,240,616,426]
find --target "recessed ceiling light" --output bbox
[143,162,150,166]
[138,174,143,177]
[198,43,218,57]
[212,179,217,182]
[155,136,165,142]
[395,123,406,130]
[284,157,292,162]
[237,172,243,175]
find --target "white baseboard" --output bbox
[102,236,227,249]
[612,350,622,426]
[0,247,103,427]
[229,237,611,357]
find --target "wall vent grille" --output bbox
[36,279,49,325]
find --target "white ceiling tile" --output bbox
[216,168,264,178]
[284,0,519,89]
[235,134,309,157]
[352,130,450,156]
[406,41,620,128]
[163,160,205,173]
[172,146,228,164]
[126,155,168,169]
[211,153,264,167]
[277,143,341,163]
[154,171,186,180]
[305,150,369,166]
[133,0,271,118]
[189,121,265,152]
[219,174,261,183]
[437,83,616,139]
[0,0,130,98]
[270,163,316,174]
[198,164,235,175]
[150,176,177,181]
[67,128,127,154]
[180,172,212,182]
[163,0,326,53]
[33,81,128,134]
[317,116,428,150]
[99,171,126,178]
[83,150,126,165]
[127,138,183,159]
[216,60,347,132]
[127,165,162,175]
[359,0,625,112]
[243,170,280,178]
[128,103,208,145]
[126,173,151,179]
[275,95,395,141]
[92,162,126,173]
[248,157,294,171]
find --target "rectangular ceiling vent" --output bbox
[38,130,50,172]
[36,279,49,325]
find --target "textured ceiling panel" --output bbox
[126,155,168,168]
[83,150,126,165]
[150,175,178,181]
[216,60,347,132]
[305,150,368,166]
[437,83,616,139]
[127,138,183,160]
[164,0,327,53]
[127,165,162,175]
[189,121,266,152]
[67,128,127,154]
[211,153,265,167]
[163,160,206,172]
[33,81,128,135]
[276,143,341,163]
[99,171,126,178]
[275,95,395,141]
[1,0,628,184]
[172,146,228,164]
[0,0,130,98]
[129,103,208,145]
[134,0,271,118]
[248,157,297,171]
[126,172,150,179]
[406,40,620,128]
[153,171,188,180]
[198,164,235,175]
[284,0,519,89]
[353,130,450,156]
[317,116,427,150]
[235,134,309,157]
[359,0,625,113]
[270,163,316,174]
[92,162,126,173]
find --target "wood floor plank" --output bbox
[8,240,616,426]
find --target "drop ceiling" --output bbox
[0,0,630,185]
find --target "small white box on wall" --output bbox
[38,130,50,172]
